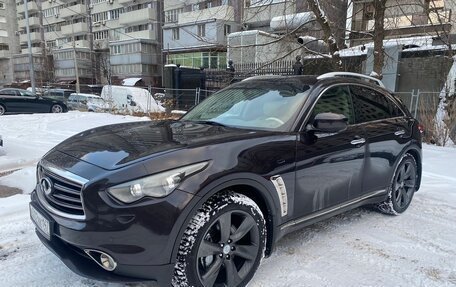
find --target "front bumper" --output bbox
[35,230,171,284]
[30,184,194,284]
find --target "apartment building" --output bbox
[0,0,19,87]
[163,0,241,69]
[9,0,161,86]
[348,0,453,46]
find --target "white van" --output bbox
[101,85,164,113]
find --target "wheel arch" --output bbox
[0,103,6,114]
[170,175,281,263]
[405,147,422,191]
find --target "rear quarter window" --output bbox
[350,85,404,123]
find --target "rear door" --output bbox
[19,90,50,112]
[294,85,366,218]
[350,84,411,194]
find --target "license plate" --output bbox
[30,204,51,240]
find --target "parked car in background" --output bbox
[67,93,108,112]
[0,88,68,115]
[43,89,76,102]
[30,72,422,287]
[0,135,3,147]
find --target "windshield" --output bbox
[182,85,311,131]
[20,90,35,97]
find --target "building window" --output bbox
[172,28,180,40]
[165,8,183,23]
[224,24,231,36]
[198,24,206,37]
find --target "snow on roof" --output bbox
[122,78,142,86]
[228,30,281,39]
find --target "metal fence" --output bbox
[394,90,442,120]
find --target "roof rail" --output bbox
[317,72,385,88]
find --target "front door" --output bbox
[294,85,366,218]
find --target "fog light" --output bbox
[84,249,117,271]
[100,253,116,270]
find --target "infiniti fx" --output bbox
[30,73,422,287]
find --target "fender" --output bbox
[168,172,283,263]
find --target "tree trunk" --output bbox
[306,0,342,70]
[373,0,387,79]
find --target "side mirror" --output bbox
[310,113,348,133]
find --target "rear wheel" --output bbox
[172,191,266,287]
[378,154,418,215]
[51,104,63,113]
[0,105,5,115]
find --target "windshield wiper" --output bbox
[187,120,228,127]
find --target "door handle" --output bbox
[350,138,366,145]
[394,130,406,136]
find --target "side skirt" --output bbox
[277,190,387,239]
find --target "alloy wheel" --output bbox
[393,161,416,209]
[0,105,5,115]
[196,210,260,287]
[52,105,63,113]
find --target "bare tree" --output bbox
[372,0,387,79]
[305,0,343,70]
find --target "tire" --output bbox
[377,154,418,215]
[172,191,266,287]
[51,104,63,113]
[0,105,5,116]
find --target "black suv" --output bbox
[30,73,422,287]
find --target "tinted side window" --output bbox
[1,89,16,96]
[350,85,403,123]
[312,85,355,124]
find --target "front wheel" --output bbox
[0,104,6,115]
[378,154,418,215]
[51,104,63,113]
[172,192,266,287]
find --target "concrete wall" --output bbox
[396,51,452,93]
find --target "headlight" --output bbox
[107,161,209,203]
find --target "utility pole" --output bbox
[72,17,80,93]
[23,0,36,94]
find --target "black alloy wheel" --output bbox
[173,192,266,287]
[378,154,418,214]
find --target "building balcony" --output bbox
[0,50,10,59]
[60,4,87,19]
[44,31,61,41]
[119,30,156,41]
[19,32,42,43]
[61,22,89,36]
[21,47,43,54]
[61,40,90,49]
[18,17,41,29]
[351,9,452,42]
[118,0,131,5]
[17,1,39,14]
[119,8,157,26]
[179,5,234,25]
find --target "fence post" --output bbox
[195,87,200,105]
[410,89,420,118]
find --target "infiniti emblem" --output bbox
[40,177,53,196]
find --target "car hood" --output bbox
[53,120,267,170]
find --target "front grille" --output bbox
[38,166,85,216]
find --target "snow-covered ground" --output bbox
[0,112,455,287]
